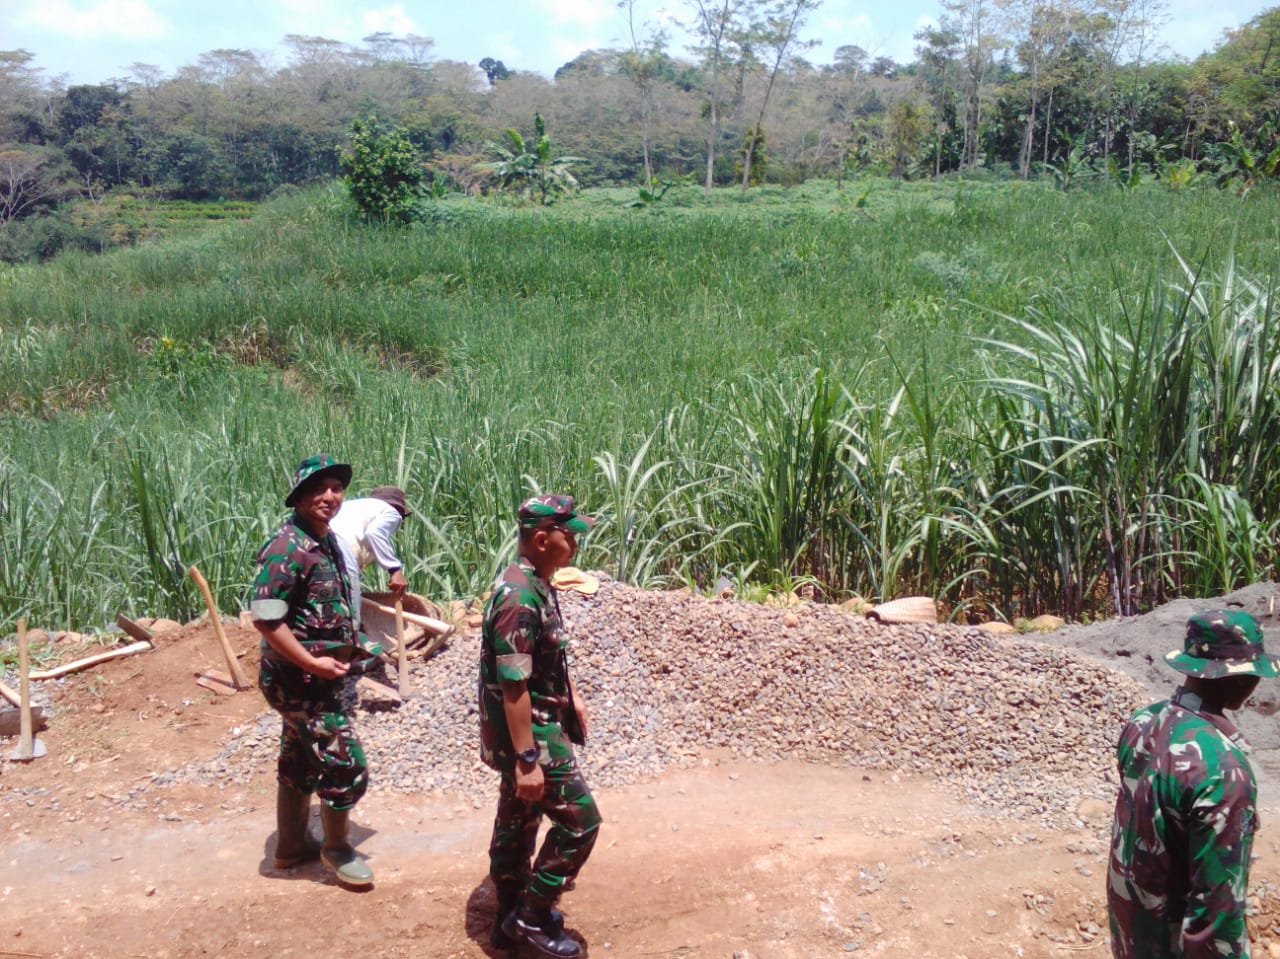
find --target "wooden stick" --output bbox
[187,565,250,690]
[361,598,452,635]
[29,641,152,680]
[16,619,33,758]
[0,678,18,707]
[395,596,409,696]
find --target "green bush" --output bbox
[339,116,425,223]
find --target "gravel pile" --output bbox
[165,575,1146,826]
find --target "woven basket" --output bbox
[362,591,451,655]
[866,596,938,625]
[551,567,600,595]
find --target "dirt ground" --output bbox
[5,616,1280,959]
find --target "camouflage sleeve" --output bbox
[489,584,540,684]
[250,533,300,623]
[1181,752,1257,959]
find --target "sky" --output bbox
[2,0,1275,86]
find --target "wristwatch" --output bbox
[516,746,539,765]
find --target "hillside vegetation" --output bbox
[1,179,1278,632]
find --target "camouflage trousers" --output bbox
[259,657,368,811]
[489,759,602,903]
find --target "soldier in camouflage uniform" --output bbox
[251,454,383,888]
[1107,609,1280,959]
[479,495,601,959]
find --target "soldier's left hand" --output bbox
[573,697,591,740]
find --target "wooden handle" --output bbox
[361,598,452,635]
[17,619,33,757]
[188,565,249,690]
[395,597,409,696]
[30,641,152,680]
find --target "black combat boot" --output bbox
[500,894,579,958]
[491,882,564,951]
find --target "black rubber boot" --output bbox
[273,783,321,868]
[319,803,374,887]
[500,895,579,958]
[491,883,565,950]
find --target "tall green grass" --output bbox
[1,179,1278,631]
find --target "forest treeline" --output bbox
[1,0,1279,261]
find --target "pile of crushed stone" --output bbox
[163,576,1147,827]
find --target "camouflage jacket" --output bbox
[478,559,574,772]
[250,516,369,664]
[1107,687,1258,959]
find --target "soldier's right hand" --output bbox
[515,761,545,802]
[309,656,350,680]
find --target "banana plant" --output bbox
[1212,117,1280,190]
[479,113,587,205]
[1040,131,1095,192]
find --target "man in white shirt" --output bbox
[330,486,411,627]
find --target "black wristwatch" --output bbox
[516,747,539,765]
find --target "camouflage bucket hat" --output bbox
[1165,609,1280,679]
[518,494,594,533]
[284,454,352,508]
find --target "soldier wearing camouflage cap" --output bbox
[479,495,600,958]
[250,454,382,888]
[1107,609,1279,959]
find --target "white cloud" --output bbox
[481,30,524,66]
[16,0,167,41]
[551,35,602,65]
[362,5,420,35]
[535,0,614,29]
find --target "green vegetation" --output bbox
[339,116,426,223]
[1,178,1278,634]
[5,6,1280,260]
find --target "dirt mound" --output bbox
[1034,581,1280,785]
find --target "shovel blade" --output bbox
[9,737,47,761]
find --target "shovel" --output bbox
[9,619,47,762]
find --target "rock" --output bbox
[976,622,1019,635]
[1075,797,1111,822]
[355,677,402,709]
[1025,615,1067,633]
[140,618,182,634]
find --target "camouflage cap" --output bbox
[1165,609,1280,679]
[518,494,594,533]
[284,454,352,507]
[370,486,412,517]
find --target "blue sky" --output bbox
[2,0,1274,85]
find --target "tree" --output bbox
[886,97,929,178]
[1005,0,1089,178]
[478,57,511,86]
[739,0,822,190]
[916,24,964,175]
[339,115,424,222]
[0,147,72,225]
[684,0,760,194]
[939,0,1007,172]
[619,0,670,185]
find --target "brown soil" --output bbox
[4,619,1280,959]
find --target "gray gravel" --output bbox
[165,575,1147,826]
